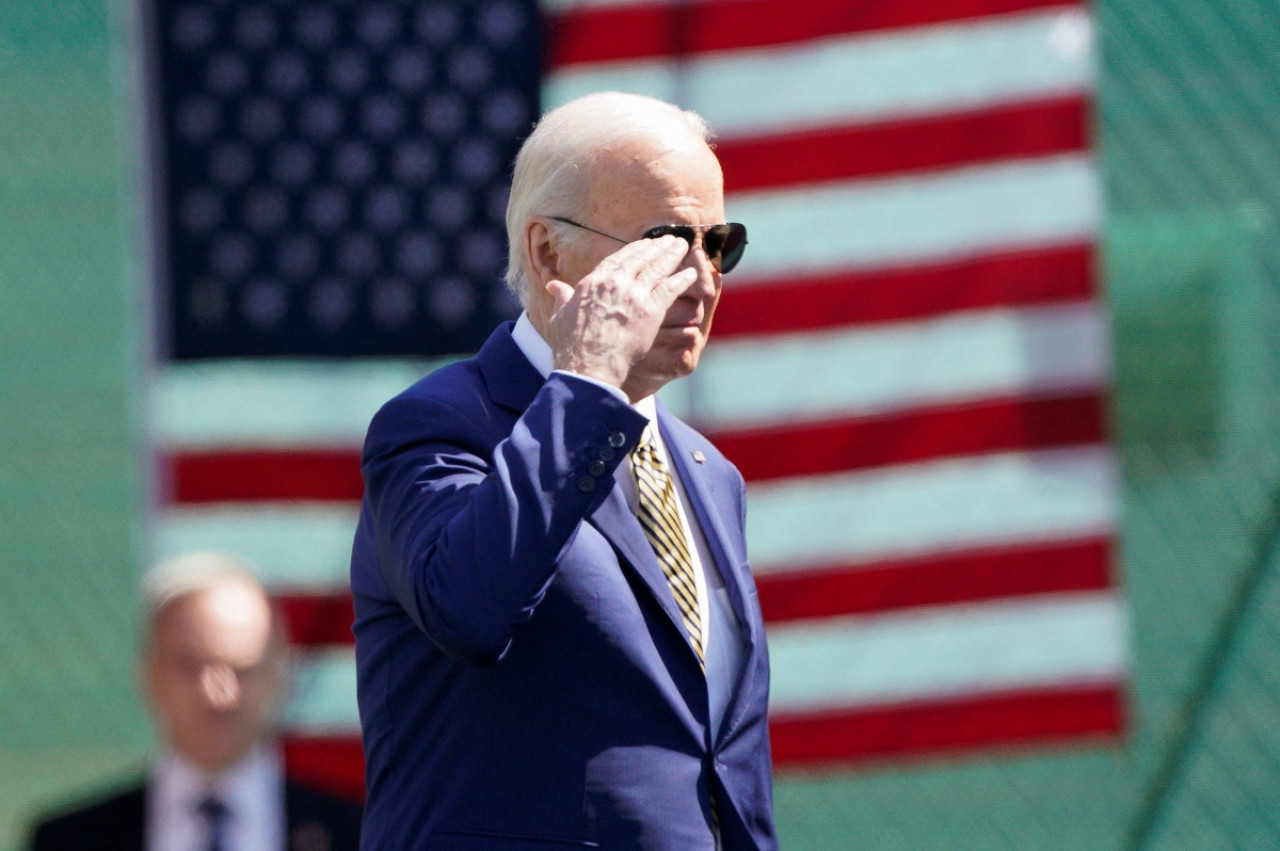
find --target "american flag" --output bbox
[148,0,1126,798]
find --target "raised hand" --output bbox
[543,235,697,396]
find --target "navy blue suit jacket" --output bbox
[351,323,776,849]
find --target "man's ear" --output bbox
[524,218,559,288]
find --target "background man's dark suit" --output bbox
[30,779,362,851]
[28,553,364,851]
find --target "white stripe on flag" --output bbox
[155,303,1107,446]
[155,445,1114,589]
[544,9,1094,136]
[746,446,1116,572]
[767,590,1127,712]
[156,504,359,589]
[154,358,449,449]
[665,303,1109,428]
[283,647,359,734]
[726,154,1100,282]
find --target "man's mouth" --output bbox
[662,314,703,329]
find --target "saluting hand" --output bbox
[543,235,697,397]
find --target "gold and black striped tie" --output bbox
[632,426,704,666]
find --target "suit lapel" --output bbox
[474,323,701,661]
[476,321,546,414]
[587,407,765,691]
[660,414,755,643]
[660,410,764,739]
[588,469,698,658]
[123,784,148,850]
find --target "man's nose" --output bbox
[199,664,241,709]
[679,245,720,298]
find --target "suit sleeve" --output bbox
[359,372,648,666]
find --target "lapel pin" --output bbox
[691,450,706,464]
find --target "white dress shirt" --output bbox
[148,746,284,851]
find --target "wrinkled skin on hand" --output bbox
[524,135,727,402]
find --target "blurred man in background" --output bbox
[30,551,362,851]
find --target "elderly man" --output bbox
[351,91,775,849]
[30,552,362,851]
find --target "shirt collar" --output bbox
[511,312,553,380]
[153,745,281,823]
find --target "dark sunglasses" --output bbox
[549,216,748,274]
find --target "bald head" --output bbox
[504,92,716,303]
[141,552,289,776]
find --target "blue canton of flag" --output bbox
[150,0,539,359]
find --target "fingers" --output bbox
[543,234,700,390]
[598,234,688,285]
[547,234,690,315]
[653,266,699,305]
[608,235,693,312]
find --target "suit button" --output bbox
[608,431,626,448]
[598,446,616,461]
[577,476,596,493]
[588,459,607,477]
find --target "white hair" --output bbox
[503,91,714,304]
[143,551,260,617]
[140,550,282,653]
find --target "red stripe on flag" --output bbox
[268,538,1113,649]
[165,391,1106,503]
[711,392,1108,482]
[769,683,1125,767]
[269,538,1112,647]
[283,734,365,801]
[165,448,363,503]
[757,537,1113,622]
[547,0,1078,68]
[713,244,1096,338]
[719,96,1089,192]
[275,591,355,647]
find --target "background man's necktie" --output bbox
[197,795,229,851]
[632,426,704,666]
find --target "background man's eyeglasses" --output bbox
[549,216,748,274]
